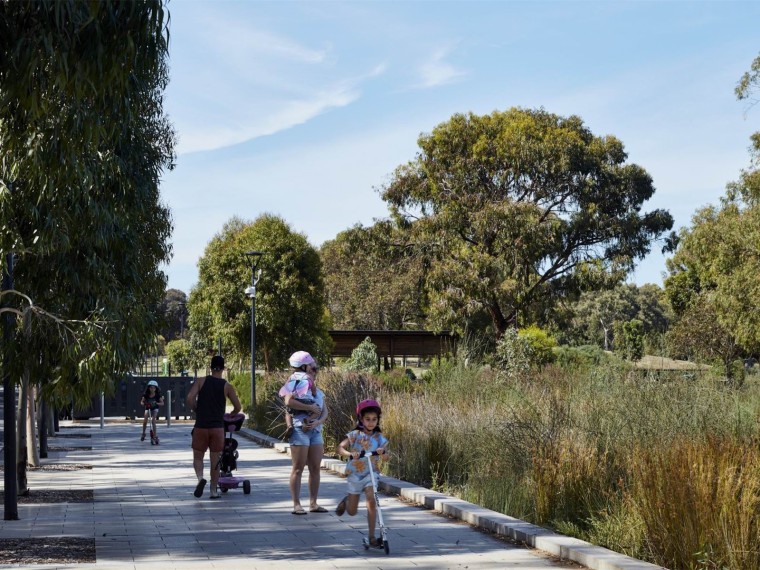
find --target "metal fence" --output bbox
[72,375,196,420]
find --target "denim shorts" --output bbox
[347,472,374,495]
[289,427,324,447]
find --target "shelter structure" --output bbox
[328,330,457,368]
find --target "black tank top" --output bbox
[195,376,226,429]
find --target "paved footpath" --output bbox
[0,422,583,570]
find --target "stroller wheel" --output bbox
[243,480,251,495]
[221,487,228,494]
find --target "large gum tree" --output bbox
[189,215,332,374]
[0,0,175,514]
[381,107,674,338]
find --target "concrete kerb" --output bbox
[238,427,665,570]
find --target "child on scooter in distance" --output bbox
[335,399,389,548]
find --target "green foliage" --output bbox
[321,222,427,330]
[736,52,760,103]
[494,328,531,380]
[494,326,556,377]
[377,367,419,394]
[0,0,175,406]
[560,284,671,350]
[553,344,610,369]
[165,339,206,376]
[159,289,188,342]
[188,215,332,371]
[343,336,378,372]
[381,107,673,339]
[614,319,644,361]
[518,325,557,367]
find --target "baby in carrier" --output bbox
[285,372,320,429]
[279,351,321,438]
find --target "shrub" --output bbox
[553,344,609,369]
[518,325,557,367]
[494,328,531,379]
[615,319,644,361]
[343,336,378,372]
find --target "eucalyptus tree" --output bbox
[321,221,427,330]
[160,289,188,342]
[562,284,670,350]
[189,215,332,372]
[663,54,760,378]
[0,0,175,511]
[381,108,674,339]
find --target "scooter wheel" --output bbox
[362,538,369,550]
[383,540,389,555]
[243,480,251,495]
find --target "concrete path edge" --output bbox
[238,427,665,570]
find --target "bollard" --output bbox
[100,391,105,429]
[166,390,172,427]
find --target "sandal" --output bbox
[193,478,207,498]
[335,496,347,516]
[309,506,328,513]
[369,537,383,548]
[291,507,307,515]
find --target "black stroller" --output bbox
[217,413,251,495]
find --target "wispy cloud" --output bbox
[415,47,467,89]
[177,82,361,155]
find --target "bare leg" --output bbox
[151,410,158,437]
[307,443,324,509]
[289,446,308,510]
[345,493,361,516]
[192,449,205,481]
[142,411,148,436]
[209,451,221,495]
[365,487,377,539]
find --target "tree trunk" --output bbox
[40,390,49,459]
[15,368,29,496]
[489,303,510,339]
[27,383,40,467]
[600,318,610,351]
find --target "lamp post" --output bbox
[244,251,263,410]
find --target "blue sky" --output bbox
[160,0,760,296]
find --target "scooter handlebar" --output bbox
[358,450,383,458]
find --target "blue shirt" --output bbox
[344,430,388,479]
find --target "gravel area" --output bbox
[0,537,95,564]
[0,463,92,471]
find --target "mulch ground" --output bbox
[0,537,95,564]
[51,433,92,439]
[0,463,91,471]
[1,489,93,503]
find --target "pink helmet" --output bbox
[356,399,381,417]
[289,350,316,369]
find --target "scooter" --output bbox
[359,450,389,555]
[145,405,159,445]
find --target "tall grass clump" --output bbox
[257,349,760,567]
[632,437,760,569]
